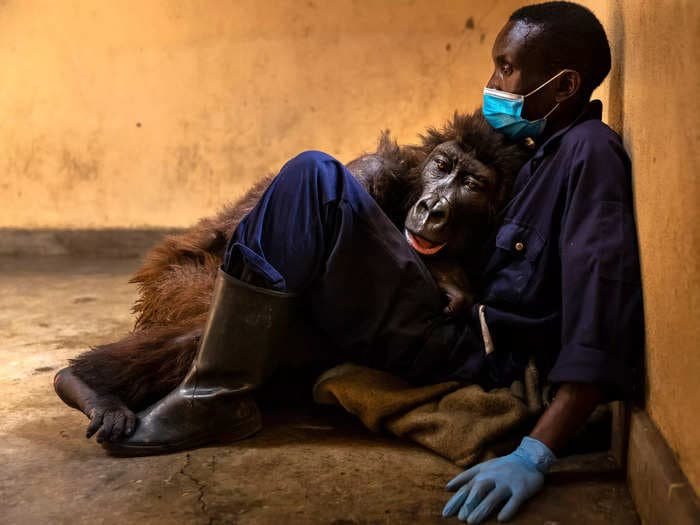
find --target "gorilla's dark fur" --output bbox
[64,110,531,416]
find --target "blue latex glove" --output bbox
[442,436,556,523]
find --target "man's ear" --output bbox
[555,70,581,102]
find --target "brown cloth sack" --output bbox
[313,362,542,467]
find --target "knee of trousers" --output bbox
[276,150,347,189]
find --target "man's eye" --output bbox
[501,64,513,75]
[435,159,449,171]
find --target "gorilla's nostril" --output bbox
[428,198,450,223]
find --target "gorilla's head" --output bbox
[403,111,532,258]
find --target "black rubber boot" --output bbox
[103,268,299,457]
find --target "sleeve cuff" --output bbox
[515,436,556,473]
[547,343,624,390]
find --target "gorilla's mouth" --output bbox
[404,229,447,255]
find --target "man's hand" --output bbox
[442,437,555,523]
[442,382,603,522]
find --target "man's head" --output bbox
[487,2,610,130]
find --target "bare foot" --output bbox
[54,367,136,442]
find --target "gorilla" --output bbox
[54,110,532,443]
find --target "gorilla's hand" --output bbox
[85,394,136,443]
[54,367,136,443]
[425,260,475,317]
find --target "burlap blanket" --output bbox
[313,361,546,467]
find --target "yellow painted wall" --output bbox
[0,0,521,228]
[602,0,700,493]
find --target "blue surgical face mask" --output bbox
[482,70,570,141]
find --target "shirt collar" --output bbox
[533,100,604,157]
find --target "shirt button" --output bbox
[514,241,525,252]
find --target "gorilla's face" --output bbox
[404,140,499,257]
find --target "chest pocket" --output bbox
[485,221,547,303]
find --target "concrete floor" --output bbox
[0,256,640,524]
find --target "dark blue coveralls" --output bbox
[223,101,644,396]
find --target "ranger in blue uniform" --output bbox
[106,2,644,523]
[441,3,643,522]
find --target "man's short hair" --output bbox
[510,1,611,97]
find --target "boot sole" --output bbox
[102,414,262,457]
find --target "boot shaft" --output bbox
[183,268,303,395]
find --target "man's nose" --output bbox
[486,72,499,90]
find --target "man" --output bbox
[105,2,643,523]
[441,2,643,522]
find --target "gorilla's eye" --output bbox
[435,158,450,171]
[464,178,482,191]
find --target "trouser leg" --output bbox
[223,150,484,383]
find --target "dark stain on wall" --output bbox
[173,144,205,185]
[60,148,99,183]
